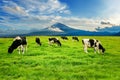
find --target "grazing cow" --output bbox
[82,39,105,54]
[48,37,61,46]
[72,36,79,42]
[35,37,41,46]
[8,36,27,54]
[61,36,68,40]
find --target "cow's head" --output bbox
[98,43,105,53]
[8,46,14,53]
[56,40,61,46]
[8,40,22,54]
[102,48,105,53]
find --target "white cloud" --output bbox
[0,0,71,30]
[1,0,120,32]
[3,6,28,16]
[15,0,70,15]
[1,0,28,17]
[101,0,120,25]
[49,17,102,31]
[1,0,70,16]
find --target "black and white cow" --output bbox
[35,37,41,46]
[61,36,68,40]
[72,36,79,42]
[8,36,27,54]
[82,39,105,54]
[48,37,61,46]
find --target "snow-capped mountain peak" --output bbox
[47,26,63,32]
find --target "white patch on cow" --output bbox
[13,36,21,41]
[82,39,91,48]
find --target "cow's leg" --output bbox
[18,46,21,54]
[94,47,97,53]
[97,49,100,53]
[94,47,100,53]
[84,45,88,53]
[49,41,52,46]
[25,45,27,52]
[97,47,100,53]
[23,45,27,53]
[21,45,24,54]
[49,41,54,46]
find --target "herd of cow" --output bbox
[8,36,105,54]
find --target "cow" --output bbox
[8,36,27,54]
[35,37,41,46]
[61,36,68,40]
[72,36,79,42]
[48,37,61,46]
[82,39,105,54]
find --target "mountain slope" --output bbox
[114,32,120,36]
[28,22,113,36]
[43,22,85,32]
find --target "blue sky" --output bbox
[60,0,105,18]
[0,0,120,31]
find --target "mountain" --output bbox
[28,23,89,36]
[43,22,87,32]
[114,32,120,36]
[0,22,116,37]
[45,22,79,32]
[28,22,113,36]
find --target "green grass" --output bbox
[0,36,120,80]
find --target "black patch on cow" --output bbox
[94,42,97,47]
[89,39,95,47]
[35,37,41,46]
[96,40,99,42]
[49,38,57,41]
[72,37,79,41]
[99,43,105,53]
[61,36,68,40]
[21,37,27,45]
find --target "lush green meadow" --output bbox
[0,36,120,80]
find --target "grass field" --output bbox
[0,36,120,80]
